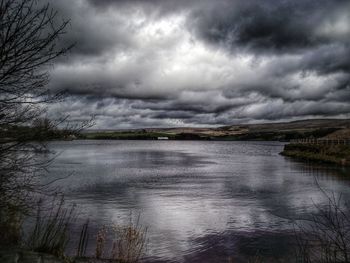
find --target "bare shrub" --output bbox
[111,217,147,263]
[0,0,94,247]
[0,0,73,246]
[294,189,350,263]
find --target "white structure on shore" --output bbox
[157,137,169,140]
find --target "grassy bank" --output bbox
[281,143,350,165]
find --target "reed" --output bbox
[77,219,89,258]
[26,197,75,259]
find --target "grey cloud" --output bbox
[42,0,350,128]
[50,0,138,58]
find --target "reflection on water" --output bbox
[43,140,350,262]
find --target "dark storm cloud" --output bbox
[86,0,212,13]
[301,44,350,74]
[44,0,350,128]
[191,0,350,53]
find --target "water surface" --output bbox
[44,140,350,262]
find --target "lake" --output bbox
[43,140,350,262]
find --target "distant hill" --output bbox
[82,119,350,141]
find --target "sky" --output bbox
[46,0,350,129]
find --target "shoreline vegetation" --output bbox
[0,197,147,263]
[281,143,350,166]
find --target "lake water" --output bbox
[43,140,350,262]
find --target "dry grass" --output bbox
[111,217,147,263]
[95,225,107,259]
